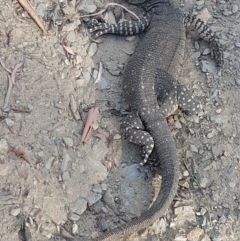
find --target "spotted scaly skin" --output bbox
[89,0,223,240]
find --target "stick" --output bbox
[17,0,49,34]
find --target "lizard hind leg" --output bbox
[176,84,202,116]
[121,113,154,165]
[158,84,201,117]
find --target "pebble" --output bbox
[91,200,103,214]
[232,4,239,14]
[175,120,182,129]
[0,139,8,154]
[187,227,204,240]
[190,144,198,153]
[61,149,71,172]
[174,206,196,226]
[88,42,97,57]
[27,104,33,110]
[207,132,214,139]
[4,118,14,126]
[212,146,222,157]
[78,3,97,14]
[98,77,108,90]
[102,207,108,213]
[113,134,121,140]
[100,219,108,231]
[219,214,226,223]
[228,182,235,188]
[63,137,74,147]
[82,70,91,82]
[71,198,87,216]
[87,193,102,206]
[210,115,228,124]
[92,184,102,193]
[62,171,70,181]
[235,42,240,48]
[195,41,200,50]
[101,183,108,191]
[11,207,21,216]
[202,48,210,55]
[54,138,61,146]
[183,170,189,177]
[103,190,117,211]
[200,60,216,73]
[45,156,55,169]
[72,223,78,234]
[88,158,108,178]
[200,177,210,188]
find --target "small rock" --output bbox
[11,207,21,216]
[63,137,74,147]
[88,159,108,178]
[175,120,182,129]
[103,190,117,211]
[114,134,121,140]
[195,41,200,50]
[200,177,210,188]
[101,183,108,191]
[27,104,33,110]
[210,115,228,124]
[100,219,108,231]
[82,70,91,82]
[71,198,87,216]
[62,171,70,181]
[187,227,204,240]
[98,77,108,90]
[45,156,55,169]
[219,214,226,223]
[126,36,136,42]
[91,200,104,214]
[78,3,97,14]
[207,132,214,139]
[190,144,198,153]
[4,118,14,126]
[200,207,207,215]
[235,42,240,48]
[102,207,108,213]
[232,4,239,14]
[88,42,97,57]
[202,48,210,55]
[72,223,78,234]
[200,60,216,73]
[228,182,235,188]
[183,170,189,177]
[87,193,102,206]
[174,206,196,227]
[61,149,71,172]
[92,184,102,193]
[107,11,116,24]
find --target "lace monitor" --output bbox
[88,0,223,240]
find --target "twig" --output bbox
[17,0,49,34]
[8,147,30,165]
[80,107,98,144]
[11,108,32,113]
[3,75,13,111]
[11,62,23,85]
[94,62,103,84]
[80,3,140,20]
[0,58,12,73]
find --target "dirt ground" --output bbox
[0,0,240,241]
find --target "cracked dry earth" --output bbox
[0,0,240,241]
